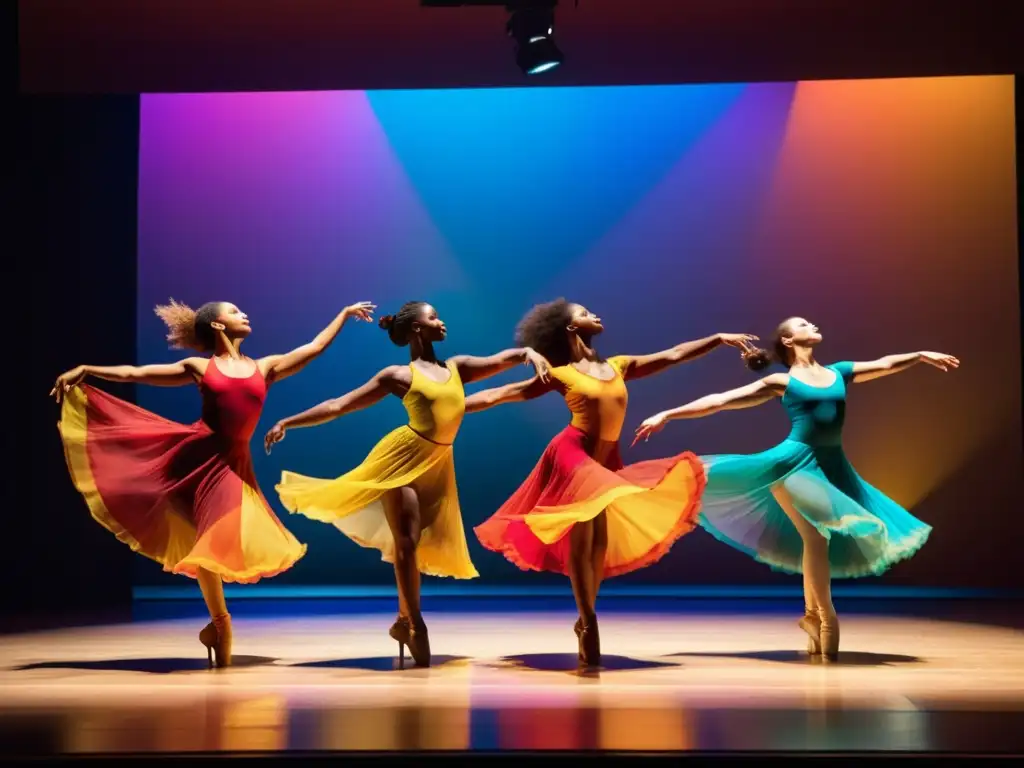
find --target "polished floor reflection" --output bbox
[2,604,1022,755]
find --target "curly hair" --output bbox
[743,318,797,371]
[514,298,580,368]
[378,300,428,347]
[153,298,225,353]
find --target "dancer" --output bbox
[634,316,958,661]
[51,298,376,668]
[264,300,551,668]
[465,298,756,666]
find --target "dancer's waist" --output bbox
[784,432,844,448]
[406,424,455,447]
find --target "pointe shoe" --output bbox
[578,616,601,668]
[199,612,233,669]
[819,613,840,662]
[798,611,822,655]
[389,615,431,669]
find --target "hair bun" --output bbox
[378,314,395,331]
[742,347,774,372]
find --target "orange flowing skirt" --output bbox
[474,426,706,578]
[57,385,306,583]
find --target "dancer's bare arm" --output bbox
[632,374,788,444]
[258,302,375,384]
[464,376,559,414]
[849,352,959,383]
[621,333,758,380]
[451,347,551,385]
[50,359,206,401]
[264,366,409,453]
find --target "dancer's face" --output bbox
[414,303,447,343]
[568,303,604,336]
[211,303,252,339]
[780,317,822,351]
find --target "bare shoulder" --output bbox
[376,364,411,390]
[183,357,209,377]
[377,364,408,381]
[254,353,282,377]
[761,372,789,391]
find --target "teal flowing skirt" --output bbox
[698,440,931,578]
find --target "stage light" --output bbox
[421,0,567,76]
[506,4,564,76]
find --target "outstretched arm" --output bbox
[451,347,551,385]
[464,376,557,414]
[258,301,375,384]
[50,358,204,402]
[264,366,403,453]
[849,352,959,384]
[632,374,788,444]
[622,333,758,381]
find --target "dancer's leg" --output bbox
[383,487,430,667]
[383,487,423,621]
[197,567,228,618]
[197,567,232,667]
[772,485,837,657]
[568,520,596,622]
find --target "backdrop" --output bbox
[136,75,1021,590]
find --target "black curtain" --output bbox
[14,95,140,628]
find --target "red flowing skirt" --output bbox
[58,385,306,583]
[474,426,706,578]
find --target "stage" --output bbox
[2,597,1022,759]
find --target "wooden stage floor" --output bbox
[2,600,1022,757]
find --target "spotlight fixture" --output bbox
[421,0,570,76]
[506,1,563,76]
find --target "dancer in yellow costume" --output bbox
[265,301,549,667]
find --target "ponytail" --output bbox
[154,298,223,352]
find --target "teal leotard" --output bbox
[698,361,931,578]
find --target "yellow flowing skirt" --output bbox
[276,425,478,579]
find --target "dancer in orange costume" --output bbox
[51,298,375,668]
[466,298,756,666]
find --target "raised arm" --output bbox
[632,374,788,444]
[451,347,551,385]
[622,333,758,381]
[50,359,205,402]
[848,352,959,384]
[464,375,558,414]
[258,301,375,385]
[263,365,404,453]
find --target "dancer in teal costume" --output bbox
[634,317,958,661]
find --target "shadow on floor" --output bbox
[669,649,922,666]
[13,655,277,674]
[495,653,679,675]
[291,654,469,672]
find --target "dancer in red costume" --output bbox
[467,299,756,666]
[51,298,375,667]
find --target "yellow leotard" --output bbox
[552,355,630,442]
[276,360,478,579]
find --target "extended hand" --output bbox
[525,348,551,383]
[49,366,86,404]
[632,412,669,447]
[264,423,287,455]
[719,333,759,352]
[344,301,377,322]
[920,352,960,372]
